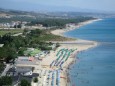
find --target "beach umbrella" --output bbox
[65,51,71,61]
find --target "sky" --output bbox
[0,0,115,13]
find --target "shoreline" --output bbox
[50,18,101,86]
[51,18,102,37]
[32,18,101,86]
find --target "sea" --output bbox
[64,18,115,86]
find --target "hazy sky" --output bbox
[0,0,115,12]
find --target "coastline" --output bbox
[33,19,101,86]
[50,18,101,86]
[51,18,102,37]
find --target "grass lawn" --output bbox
[30,49,41,56]
[37,34,75,41]
[24,49,41,56]
[0,29,23,35]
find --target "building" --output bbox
[7,66,39,86]
[7,66,34,76]
[15,56,37,65]
[17,56,35,61]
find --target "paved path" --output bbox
[12,33,22,36]
[1,64,12,77]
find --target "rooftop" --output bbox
[7,66,33,73]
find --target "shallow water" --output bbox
[64,18,115,86]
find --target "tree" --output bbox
[18,47,26,56]
[20,79,31,86]
[0,76,12,86]
[0,63,5,73]
[49,42,53,45]
[0,47,17,63]
[5,47,17,63]
[23,29,28,35]
[0,47,7,60]
[17,24,22,28]
[33,77,38,83]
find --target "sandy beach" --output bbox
[16,19,100,86]
[30,19,99,86]
[51,19,101,37]
[49,19,100,86]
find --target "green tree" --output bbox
[0,63,5,73]
[20,79,31,86]
[17,24,22,28]
[23,29,29,35]
[6,47,17,63]
[49,42,53,45]
[33,77,38,83]
[18,47,26,56]
[0,47,8,60]
[0,76,12,86]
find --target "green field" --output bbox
[36,34,75,41]
[24,49,41,56]
[0,29,23,35]
[30,49,41,56]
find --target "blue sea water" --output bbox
[64,18,115,86]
